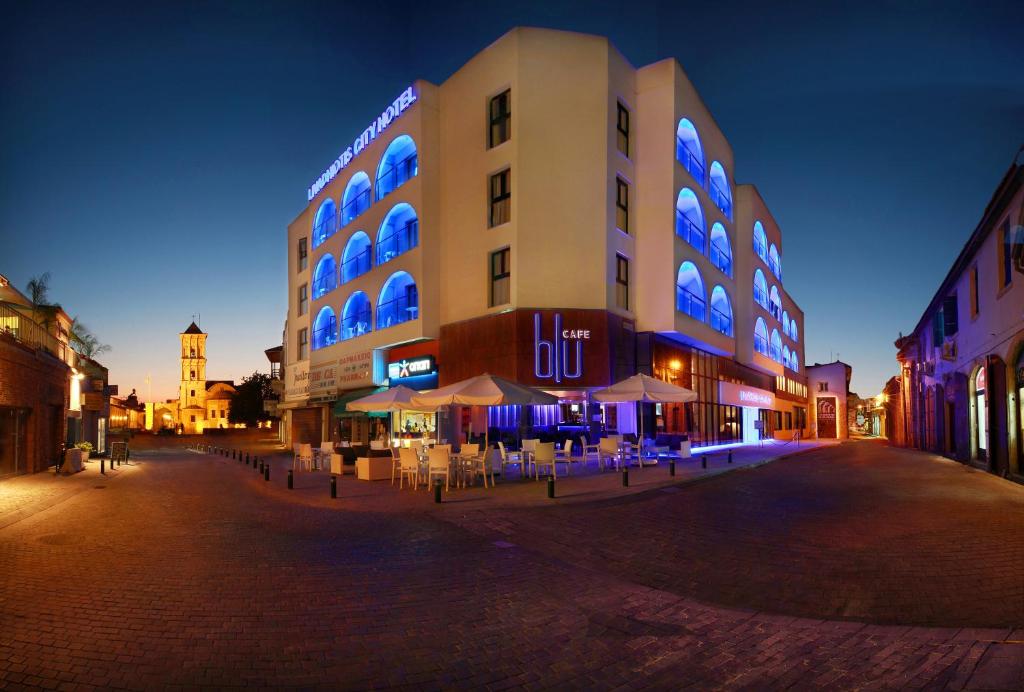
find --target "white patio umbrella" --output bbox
[410,373,558,452]
[346,385,433,412]
[591,373,697,453]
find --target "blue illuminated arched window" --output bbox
[753,221,768,263]
[770,329,783,363]
[709,223,731,276]
[791,352,800,372]
[375,135,418,200]
[341,172,371,226]
[782,311,790,338]
[312,253,337,299]
[376,203,419,265]
[675,188,706,253]
[311,306,337,350]
[709,161,732,219]
[754,269,768,308]
[675,118,705,185]
[783,345,791,370]
[768,243,781,280]
[791,321,799,343]
[311,198,337,249]
[341,231,372,284]
[754,317,769,356]
[377,271,418,329]
[769,285,782,320]
[340,291,372,340]
[676,261,706,322]
[710,285,732,336]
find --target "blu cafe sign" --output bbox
[388,356,436,381]
[307,85,418,201]
[534,313,589,383]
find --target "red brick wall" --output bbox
[0,335,70,474]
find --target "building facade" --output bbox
[894,156,1024,479]
[805,361,852,440]
[281,27,811,448]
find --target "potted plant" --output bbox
[74,441,94,461]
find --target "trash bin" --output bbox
[678,435,691,458]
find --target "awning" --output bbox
[332,386,387,417]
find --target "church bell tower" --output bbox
[179,321,207,409]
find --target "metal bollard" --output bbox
[701,455,707,469]
[245,452,250,465]
[264,464,269,482]
[434,480,442,504]
[547,476,555,499]
[728,451,733,464]
[101,458,105,475]
[259,459,264,474]
[622,468,629,487]
[669,459,676,476]
[232,449,236,460]
[287,469,293,489]
[330,475,337,498]
[253,457,258,473]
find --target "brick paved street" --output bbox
[1,440,1022,689]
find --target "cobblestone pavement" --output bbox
[0,441,1022,689]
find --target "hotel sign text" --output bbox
[719,381,775,409]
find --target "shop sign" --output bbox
[388,356,436,381]
[82,392,104,411]
[307,85,417,201]
[719,381,775,409]
[309,362,338,402]
[285,362,310,401]
[534,312,588,383]
[337,350,373,387]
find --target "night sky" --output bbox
[2,0,1022,400]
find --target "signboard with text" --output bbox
[719,381,775,409]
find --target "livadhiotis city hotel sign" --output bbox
[307,86,418,201]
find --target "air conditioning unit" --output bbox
[941,340,957,361]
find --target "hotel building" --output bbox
[279,27,813,447]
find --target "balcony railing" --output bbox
[312,318,337,350]
[312,273,337,299]
[676,211,705,252]
[754,239,767,262]
[377,292,418,330]
[341,247,372,283]
[341,307,372,341]
[709,181,732,218]
[710,306,732,336]
[710,241,731,276]
[376,153,418,199]
[0,302,66,361]
[376,219,419,264]
[754,334,769,356]
[676,139,705,184]
[754,286,768,309]
[312,211,337,248]
[676,286,706,322]
[341,188,371,226]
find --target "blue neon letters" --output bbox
[534,313,587,383]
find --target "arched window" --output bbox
[341,172,371,226]
[791,352,799,372]
[376,203,419,265]
[675,189,706,252]
[709,161,732,219]
[341,231,372,284]
[375,135,418,200]
[768,243,781,280]
[377,271,418,329]
[770,329,783,363]
[675,118,705,185]
[312,253,337,299]
[709,223,731,276]
[753,221,768,263]
[675,261,706,321]
[710,285,732,336]
[782,311,790,338]
[341,291,372,340]
[769,285,782,320]
[783,345,791,370]
[975,368,987,453]
[754,317,769,356]
[311,198,337,249]
[791,321,799,343]
[754,269,768,308]
[311,306,336,350]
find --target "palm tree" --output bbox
[69,318,111,359]
[25,272,52,325]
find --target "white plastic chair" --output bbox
[294,443,313,472]
[531,442,556,480]
[390,445,402,485]
[426,446,451,492]
[318,442,334,471]
[497,441,524,479]
[554,439,574,475]
[580,436,600,466]
[398,447,420,490]
[598,438,620,471]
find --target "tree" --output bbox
[229,372,274,426]
[69,318,111,359]
[25,272,51,306]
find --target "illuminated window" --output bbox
[769,285,782,320]
[341,172,371,226]
[783,345,791,370]
[709,161,732,219]
[676,261,706,321]
[709,223,731,276]
[297,237,308,271]
[489,169,511,227]
[782,311,790,338]
[616,177,630,233]
[615,254,629,310]
[311,198,337,249]
[377,271,418,329]
[770,329,783,363]
[490,248,511,307]
[710,285,732,336]
[768,243,782,280]
[311,254,337,299]
[676,118,705,185]
[489,89,511,148]
[675,188,705,252]
[311,307,337,350]
[298,283,308,316]
[791,321,799,343]
[616,102,630,157]
[791,352,799,372]
[375,135,417,200]
[298,328,308,360]
[341,231,372,283]
[376,203,418,265]
[341,291,372,340]
[754,317,769,356]
[754,269,768,309]
[753,222,768,263]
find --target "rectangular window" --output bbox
[1000,221,1012,288]
[298,284,308,316]
[489,169,511,227]
[785,412,793,430]
[298,237,308,272]
[298,328,309,361]
[615,254,629,310]
[489,248,511,307]
[190,415,196,423]
[616,177,629,234]
[488,89,511,148]
[616,102,630,157]
[942,294,958,337]
[970,265,979,317]
[818,382,829,392]
[774,411,783,429]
